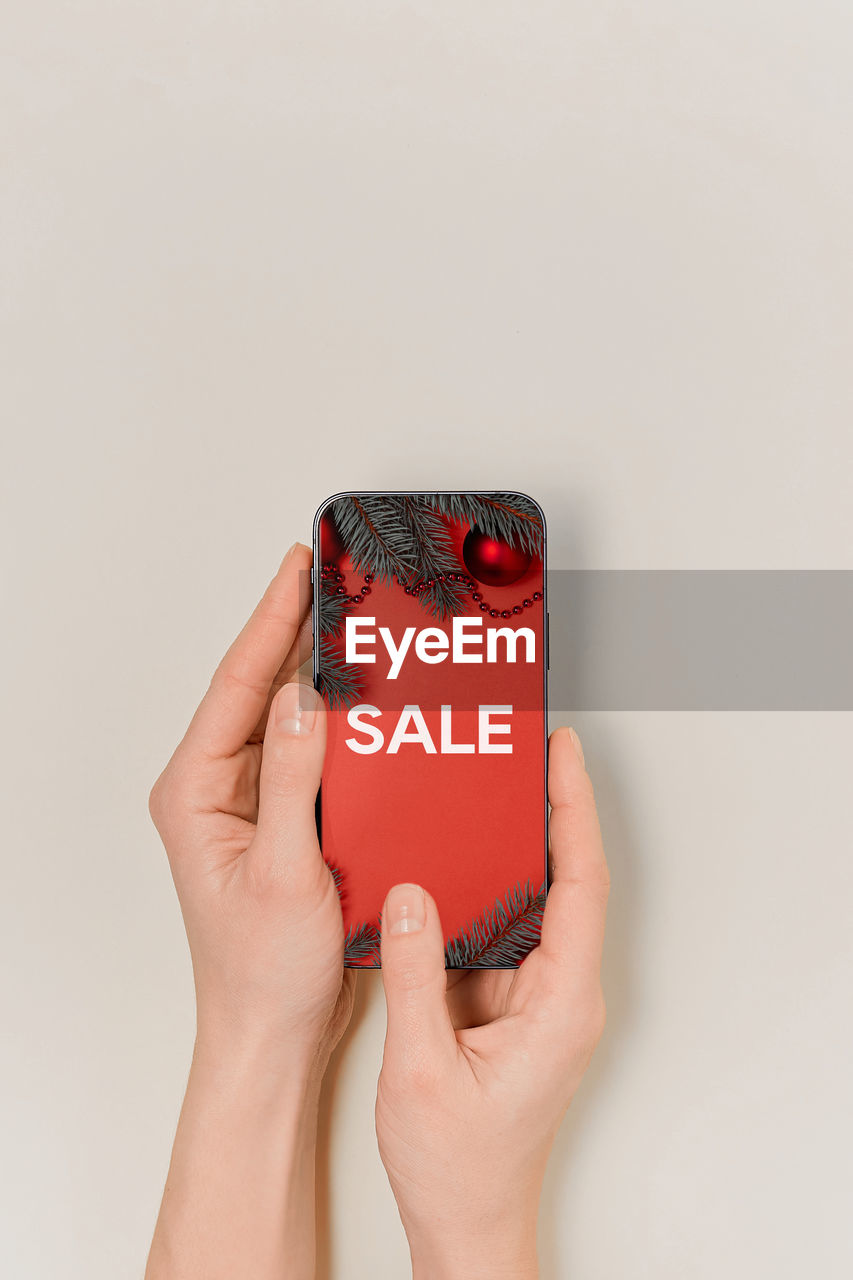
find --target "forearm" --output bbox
[145,1036,323,1280]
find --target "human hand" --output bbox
[145,543,352,1280]
[375,727,609,1279]
[148,541,353,1071]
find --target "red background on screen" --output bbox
[319,511,546,959]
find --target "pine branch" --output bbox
[326,493,541,623]
[344,922,380,965]
[317,637,362,710]
[399,497,468,618]
[317,572,354,637]
[326,862,379,963]
[444,879,547,968]
[331,495,418,586]
[421,493,544,556]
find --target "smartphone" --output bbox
[312,491,548,968]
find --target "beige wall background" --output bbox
[2,2,852,1276]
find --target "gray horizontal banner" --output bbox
[308,571,853,713]
[548,571,853,711]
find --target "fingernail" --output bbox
[280,542,309,568]
[568,727,585,767]
[275,682,319,735]
[386,884,426,935]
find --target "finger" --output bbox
[185,543,313,758]
[267,612,316,701]
[380,885,458,1076]
[246,613,317,745]
[249,680,327,881]
[539,727,610,988]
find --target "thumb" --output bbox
[251,681,326,877]
[380,884,457,1074]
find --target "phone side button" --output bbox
[546,611,550,669]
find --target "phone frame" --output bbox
[311,490,549,968]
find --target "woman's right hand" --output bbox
[145,543,353,1280]
[374,727,609,1279]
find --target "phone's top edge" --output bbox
[312,491,548,539]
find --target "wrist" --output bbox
[192,1015,332,1096]
[407,1215,538,1280]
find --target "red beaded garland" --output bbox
[322,563,542,621]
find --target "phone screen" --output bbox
[312,492,548,968]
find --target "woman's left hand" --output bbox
[374,727,609,1280]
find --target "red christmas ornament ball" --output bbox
[319,512,345,563]
[462,527,532,587]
